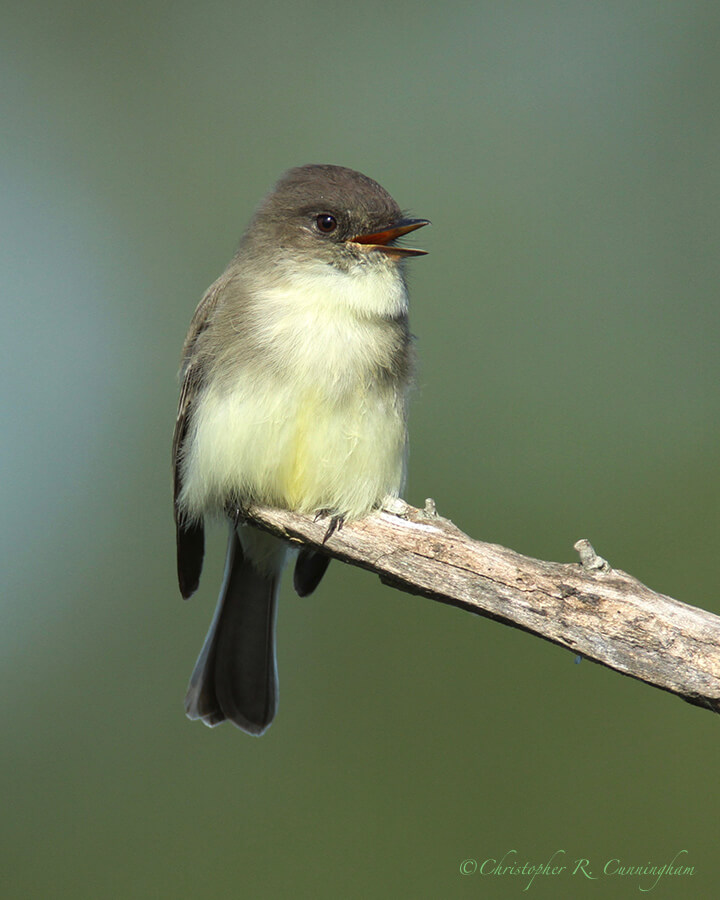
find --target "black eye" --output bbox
[316,214,337,234]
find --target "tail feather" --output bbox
[185,528,282,735]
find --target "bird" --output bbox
[173,164,429,734]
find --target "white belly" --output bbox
[179,264,409,520]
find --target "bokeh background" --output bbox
[2,2,718,897]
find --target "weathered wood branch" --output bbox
[244,498,720,715]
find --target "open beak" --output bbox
[350,217,430,258]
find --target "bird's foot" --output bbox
[226,500,250,529]
[314,510,345,543]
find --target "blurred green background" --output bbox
[2,1,718,897]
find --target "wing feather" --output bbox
[172,276,229,598]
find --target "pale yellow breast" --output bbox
[179,264,409,521]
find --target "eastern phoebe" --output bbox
[173,164,428,734]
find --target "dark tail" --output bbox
[185,528,281,735]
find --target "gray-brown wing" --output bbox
[172,275,228,598]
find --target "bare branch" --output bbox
[243,498,720,715]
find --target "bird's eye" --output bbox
[315,214,337,234]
